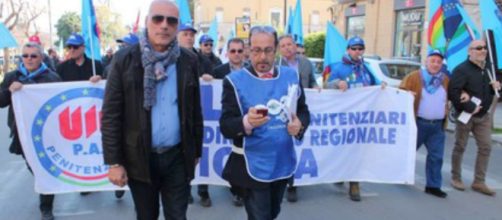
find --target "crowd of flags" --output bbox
[1,0,502,80]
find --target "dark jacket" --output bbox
[101,45,203,183]
[0,69,61,155]
[219,66,310,189]
[448,59,499,117]
[200,50,222,70]
[192,48,213,76]
[212,63,232,79]
[56,56,104,82]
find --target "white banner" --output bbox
[13,80,416,194]
[193,80,417,186]
[12,81,125,194]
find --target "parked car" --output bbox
[308,57,421,88]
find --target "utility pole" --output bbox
[48,0,53,47]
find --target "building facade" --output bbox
[330,0,481,61]
[193,0,335,47]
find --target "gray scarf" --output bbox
[140,31,180,110]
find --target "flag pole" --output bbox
[485,30,500,97]
[87,16,97,77]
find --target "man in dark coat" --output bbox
[101,1,203,219]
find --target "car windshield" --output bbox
[379,63,420,80]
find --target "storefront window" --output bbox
[393,8,424,62]
[346,16,365,39]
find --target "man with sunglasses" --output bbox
[213,38,246,80]
[177,22,214,207]
[199,35,222,74]
[1,42,61,220]
[325,36,382,202]
[56,33,103,82]
[448,40,501,196]
[220,25,310,220]
[101,1,203,219]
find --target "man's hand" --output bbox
[247,107,269,127]
[89,75,102,83]
[460,91,470,103]
[8,82,23,93]
[380,81,388,90]
[201,73,214,82]
[287,114,302,136]
[490,80,501,91]
[337,80,348,92]
[108,165,128,187]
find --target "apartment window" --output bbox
[243,7,250,17]
[216,7,223,22]
[346,16,365,39]
[393,8,424,61]
[270,8,282,28]
[311,10,320,26]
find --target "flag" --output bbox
[176,0,192,25]
[427,0,478,72]
[322,21,347,83]
[81,0,101,61]
[286,6,294,34]
[207,17,219,54]
[292,0,303,45]
[480,0,502,69]
[132,10,141,33]
[0,22,17,49]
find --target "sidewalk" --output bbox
[446,102,502,147]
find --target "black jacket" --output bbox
[212,63,231,79]
[219,66,310,189]
[0,69,61,155]
[192,48,213,76]
[448,59,500,117]
[56,56,104,82]
[101,45,203,183]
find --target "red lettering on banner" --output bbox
[59,107,83,140]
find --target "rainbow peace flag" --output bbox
[427,0,478,72]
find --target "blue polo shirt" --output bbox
[151,64,181,149]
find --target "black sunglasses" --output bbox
[151,15,179,26]
[471,46,487,51]
[350,47,365,51]
[229,49,243,54]
[22,54,39,59]
[204,43,213,47]
[67,45,81,50]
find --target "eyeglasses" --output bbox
[471,46,487,51]
[203,43,213,47]
[350,47,365,51]
[229,49,244,54]
[22,54,39,59]
[151,15,179,26]
[296,52,305,55]
[67,45,81,50]
[250,47,275,55]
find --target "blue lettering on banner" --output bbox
[310,111,407,126]
[213,147,231,177]
[309,127,398,146]
[201,84,221,121]
[294,148,318,179]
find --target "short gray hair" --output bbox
[23,42,44,56]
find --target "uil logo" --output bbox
[31,87,109,187]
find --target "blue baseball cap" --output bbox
[199,34,214,44]
[179,23,197,33]
[116,33,139,45]
[65,33,85,46]
[347,36,365,48]
[427,49,444,59]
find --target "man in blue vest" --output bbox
[219,25,310,220]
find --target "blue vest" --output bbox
[227,66,299,182]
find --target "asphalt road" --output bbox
[0,107,501,220]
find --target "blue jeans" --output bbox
[244,179,288,220]
[416,118,446,188]
[128,146,189,220]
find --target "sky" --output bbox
[39,0,157,33]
